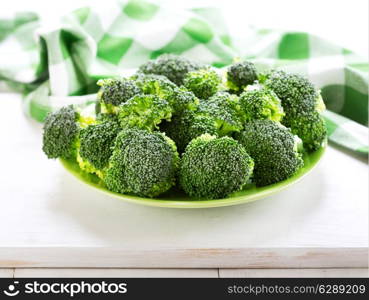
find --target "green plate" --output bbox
[60,143,326,208]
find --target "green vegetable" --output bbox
[134,73,198,114]
[42,105,80,160]
[77,119,121,178]
[198,91,243,136]
[134,73,177,98]
[264,70,326,152]
[283,111,327,152]
[227,61,258,92]
[264,70,325,116]
[105,129,179,197]
[179,134,254,199]
[42,55,327,200]
[239,85,284,122]
[95,112,119,124]
[118,94,172,131]
[138,53,203,85]
[170,87,199,114]
[236,120,303,186]
[183,68,221,99]
[160,110,218,153]
[97,77,141,113]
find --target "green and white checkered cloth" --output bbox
[0,0,368,155]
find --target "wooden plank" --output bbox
[0,268,13,278]
[14,268,218,278]
[220,268,369,278]
[0,247,367,268]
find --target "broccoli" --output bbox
[198,91,243,136]
[97,77,141,113]
[227,61,258,92]
[77,119,121,178]
[263,70,327,151]
[95,111,119,124]
[42,105,80,160]
[134,73,199,114]
[118,94,172,131]
[43,55,329,200]
[283,111,327,152]
[160,110,218,153]
[264,70,324,115]
[170,87,199,114]
[104,129,179,197]
[133,73,177,99]
[235,120,304,186]
[239,85,284,122]
[179,134,254,199]
[183,68,221,99]
[138,54,203,86]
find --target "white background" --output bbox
[1,0,368,57]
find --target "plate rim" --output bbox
[60,142,326,209]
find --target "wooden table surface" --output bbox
[0,94,368,276]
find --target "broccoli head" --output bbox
[138,54,203,86]
[170,87,199,114]
[118,94,172,131]
[95,111,119,124]
[179,134,254,199]
[97,77,141,113]
[235,120,304,186]
[183,68,221,99]
[227,61,258,92]
[283,111,327,152]
[160,110,218,153]
[77,119,121,178]
[264,70,324,115]
[133,73,177,98]
[134,73,199,114]
[42,105,80,160]
[239,85,284,122]
[104,129,179,197]
[198,91,243,136]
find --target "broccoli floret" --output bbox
[283,111,327,152]
[170,87,199,114]
[134,73,177,98]
[97,78,141,113]
[235,120,304,186]
[198,91,243,136]
[183,68,221,99]
[95,112,119,124]
[263,70,326,151]
[118,94,172,131]
[42,105,80,159]
[77,119,121,178]
[105,129,179,197]
[134,73,199,114]
[179,134,254,199]
[160,110,218,153]
[264,70,323,115]
[138,54,203,86]
[239,85,284,122]
[227,61,258,92]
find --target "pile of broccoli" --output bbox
[42,54,327,200]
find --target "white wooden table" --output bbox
[0,94,368,277]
